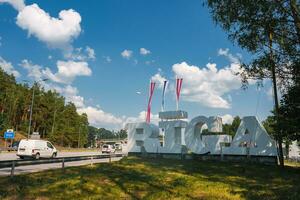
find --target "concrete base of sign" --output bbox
[202,135,232,154]
[128,152,278,165]
[159,110,188,120]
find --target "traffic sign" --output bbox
[4,129,14,139]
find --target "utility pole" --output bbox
[78,124,81,148]
[27,87,35,139]
[25,79,48,139]
[51,98,57,136]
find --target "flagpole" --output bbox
[161,80,167,112]
[145,79,151,122]
[161,81,163,112]
[175,76,178,111]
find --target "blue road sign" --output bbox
[4,130,14,139]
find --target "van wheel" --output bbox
[52,153,57,158]
[19,156,24,159]
[35,153,40,160]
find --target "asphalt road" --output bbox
[0,157,122,176]
[0,151,105,161]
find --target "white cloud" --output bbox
[140,48,151,55]
[151,72,166,89]
[172,61,252,109]
[0,57,20,77]
[20,61,84,107]
[61,86,124,129]
[123,111,159,127]
[21,59,91,84]
[60,85,85,108]
[103,56,112,63]
[50,84,122,129]
[218,48,240,63]
[44,60,92,84]
[0,0,25,11]
[85,46,95,60]
[78,106,123,129]
[42,83,122,129]
[121,49,133,59]
[64,46,96,61]
[145,60,155,65]
[19,59,123,130]
[221,114,234,124]
[21,59,46,81]
[16,3,81,48]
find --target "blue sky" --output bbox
[0,0,275,129]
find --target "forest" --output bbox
[0,68,126,147]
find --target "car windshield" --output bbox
[103,145,108,148]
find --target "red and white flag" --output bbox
[146,81,156,123]
[176,78,183,110]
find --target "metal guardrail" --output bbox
[0,153,124,169]
[0,147,17,152]
[2,153,124,177]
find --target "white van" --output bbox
[17,139,57,159]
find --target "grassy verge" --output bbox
[0,157,299,200]
[285,160,300,167]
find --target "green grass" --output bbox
[0,157,299,200]
[285,160,300,167]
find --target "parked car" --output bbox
[8,141,19,151]
[114,143,122,151]
[102,144,115,154]
[17,139,57,159]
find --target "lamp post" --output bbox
[24,79,49,139]
[78,124,81,148]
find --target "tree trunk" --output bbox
[290,0,300,43]
[269,31,284,167]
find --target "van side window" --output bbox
[47,142,53,149]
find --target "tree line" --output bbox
[0,68,128,147]
[0,69,89,147]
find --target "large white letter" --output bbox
[159,111,188,154]
[223,116,277,156]
[125,122,160,153]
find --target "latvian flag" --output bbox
[176,78,183,110]
[146,81,156,123]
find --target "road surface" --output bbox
[0,151,105,161]
[0,157,122,176]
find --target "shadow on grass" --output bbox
[0,157,299,200]
[126,157,300,200]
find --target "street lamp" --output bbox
[78,124,81,148]
[24,79,49,139]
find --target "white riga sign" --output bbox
[125,111,277,157]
